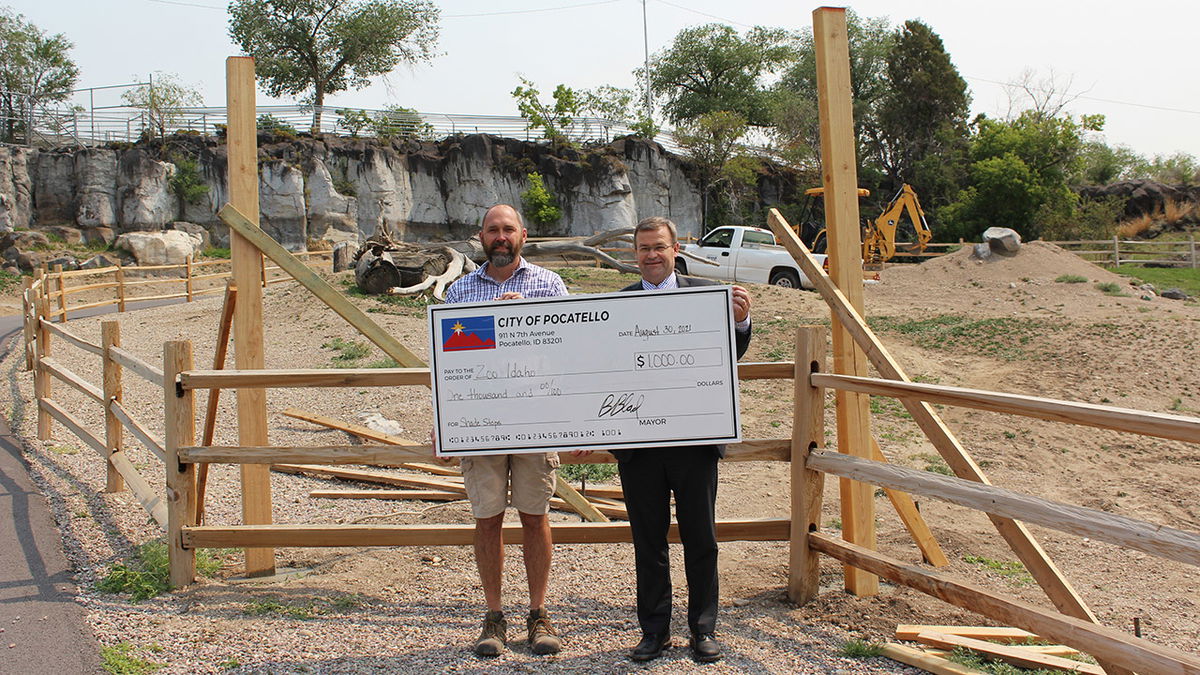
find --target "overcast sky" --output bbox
[8,0,1200,159]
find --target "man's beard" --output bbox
[487,240,519,267]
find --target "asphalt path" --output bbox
[0,297,185,673]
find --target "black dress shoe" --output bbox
[631,633,670,661]
[689,633,722,662]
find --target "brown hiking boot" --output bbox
[527,608,562,655]
[474,610,507,656]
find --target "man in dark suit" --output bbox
[612,216,752,663]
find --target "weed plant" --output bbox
[868,315,1057,361]
[97,540,223,601]
[1054,274,1087,284]
[1095,281,1128,297]
[559,463,618,483]
[100,642,163,674]
[962,555,1033,585]
[322,337,371,366]
[840,638,883,658]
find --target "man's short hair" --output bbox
[635,216,677,245]
[481,204,525,229]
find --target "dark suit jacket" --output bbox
[610,273,751,461]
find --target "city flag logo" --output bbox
[441,316,496,351]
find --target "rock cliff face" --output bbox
[0,134,714,248]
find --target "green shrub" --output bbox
[840,638,883,658]
[1096,281,1127,296]
[0,269,21,293]
[169,156,209,206]
[322,337,371,365]
[521,172,562,225]
[332,178,357,197]
[1055,274,1087,284]
[100,642,163,674]
[336,108,373,137]
[373,105,435,140]
[97,540,222,601]
[257,114,298,138]
[558,463,618,483]
[202,246,231,259]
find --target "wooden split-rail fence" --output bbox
[38,250,332,323]
[20,247,1200,672]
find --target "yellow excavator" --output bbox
[796,183,933,269]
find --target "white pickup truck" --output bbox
[674,225,826,289]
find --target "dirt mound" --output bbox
[886,241,1124,286]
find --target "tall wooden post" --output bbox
[115,263,126,312]
[34,290,52,440]
[54,263,66,321]
[22,278,34,371]
[164,341,197,588]
[227,56,275,576]
[185,255,194,301]
[813,6,877,595]
[789,326,827,603]
[102,321,124,493]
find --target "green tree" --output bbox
[228,0,439,133]
[1142,151,1199,186]
[0,8,78,143]
[942,112,1097,240]
[673,111,759,229]
[642,23,795,127]
[1076,141,1144,184]
[521,172,561,225]
[875,20,970,195]
[512,77,581,143]
[121,73,203,139]
[579,85,658,139]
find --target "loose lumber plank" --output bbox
[39,357,103,403]
[809,532,1200,675]
[219,203,425,369]
[181,367,433,390]
[279,407,456,476]
[872,438,949,567]
[226,55,273,576]
[184,445,434,466]
[879,644,987,675]
[40,320,102,355]
[184,518,790,548]
[108,453,168,529]
[767,208,1104,629]
[110,399,166,464]
[311,489,463,501]
[789,326,826,603]
[808,450,1200,567]
[272,464,466,491]
[915,631,1103,674]
[814,373,1200,445]
[896,625,1040,643]
[813,6,877,596]
[554,473,608,522]
[39,398,106,456]
[108,346,164,384]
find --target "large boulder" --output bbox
[43,225,83,245]
[0,146,34,231]
[1,230,50,249]
[33,151,76,224]
[114,230,203,265]
[982,227,1022,255]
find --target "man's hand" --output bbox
[496,292,524,301]
[429,428,459,466]
[731,285,751,323]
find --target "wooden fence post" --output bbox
[1112,235,1120,267]
[185,255,194,301]
[34,290,52,439]
[116,262,126,312]
[164,340,197,588]
[790,326,827,603]
[54,263,66,322]
[1191,233,1196,269]
[102,321,124,493]
[22,279,34,371]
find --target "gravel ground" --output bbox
[3,280,925,674]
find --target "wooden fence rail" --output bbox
[1049,235,1198,268]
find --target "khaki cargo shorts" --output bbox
[460,452,560,519]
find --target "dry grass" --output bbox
[1117,199,1199,238]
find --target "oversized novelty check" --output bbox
[428,286,741,457]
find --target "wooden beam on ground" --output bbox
[280,407,457,476]
[766,209,1105,632]
[227,56,273,577]
[814,373,1200,445]
[896,625,1041,643]
[809,533,1200,675]
[310,489,464,501]
[872,438,948,567]
[197,282,236,525]
[808,450,1200,567]
[915,631,1104,674]
[789,326,826,603]
[879,644,987,675]
[183,518,790,548]
[813,6,877,596]
[271,464,466,492]
[554,473,608,522]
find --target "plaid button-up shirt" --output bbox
[445,257,568,304]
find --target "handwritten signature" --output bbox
[597,392,644,418]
